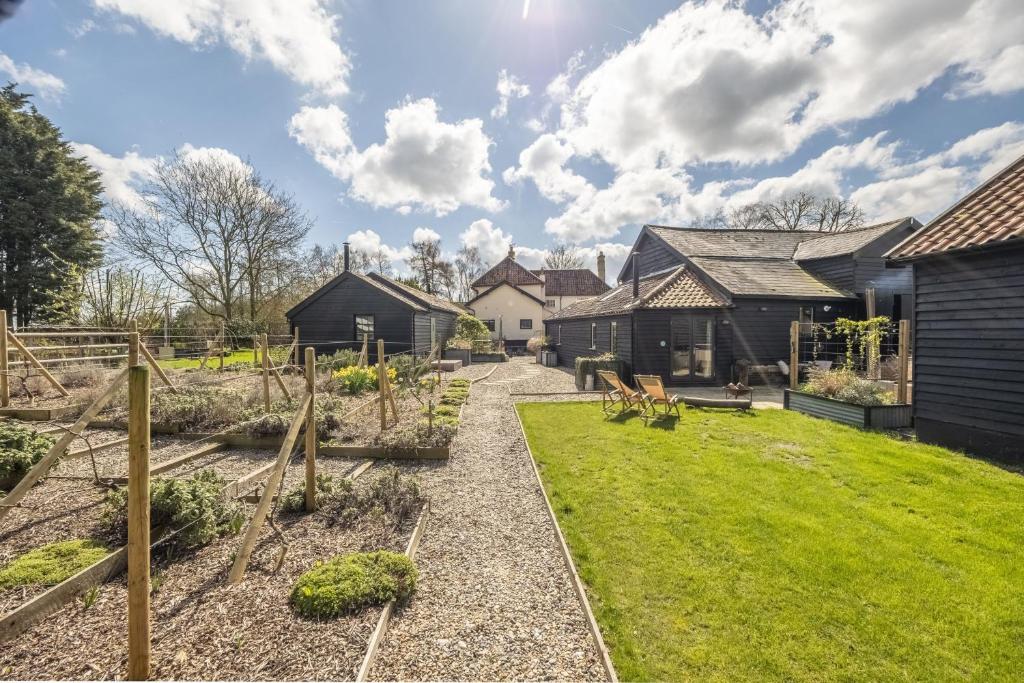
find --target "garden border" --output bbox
[512,403,618,683]
[783,389,912,429]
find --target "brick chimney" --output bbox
[596,251,606,283]
[343,242,350,272]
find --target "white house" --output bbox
[466,246,610,349]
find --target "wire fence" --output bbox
[797,321,907,380]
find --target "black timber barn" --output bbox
[888,155,1024,460]
[545,218,920,387]
[286,247,462,361]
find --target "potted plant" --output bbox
[784,367,911,429]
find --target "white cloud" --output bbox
[346,228,411,270]
[490,69,530,119]
[545,50,585,103]
[0,52,66,100]
[502,134,592,203]
[412,227,441,243]
[93,0,350,95]
[460,219,512,264]
[177,142,249,171]
[70,142,156,208]
[553,0,1024,172]
[290,98,506,216]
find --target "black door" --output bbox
[670,314,716,383]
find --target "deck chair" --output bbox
[635,374,682,424]
[597,369,645,417]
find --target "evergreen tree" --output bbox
[0,84,103,326]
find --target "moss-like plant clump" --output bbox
[0,540,109,588]
[102,469,242,548]
[290,551,417,618]
[280,474,348,513]
[0,424,58,489]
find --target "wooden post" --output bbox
[128,320,139,367]
[897,319,910,404]
[293,327,301,368]
[218,321,226,371]
[139,344,177,393]
[305,346,316,513]
[377,339,386,432]
[252,335,258,365]
[127,365,151,681]
[865,288,876,319]
[5,332,71,397]
[261,333,271,411]
[0,310,8,408]
[789,321,799,390]
[359,334,368,368]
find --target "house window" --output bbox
[590,322,597,349]
[354,314,374,340]
[546,299,556,308]
[484,319,495,332]
[610,321,618,354]
[520,318,532,330]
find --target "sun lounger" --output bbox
[597,369,645,417]
[634,374,682,424]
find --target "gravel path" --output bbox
[370,359,606,681]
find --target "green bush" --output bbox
[102,470,242,549]
[454,313,489,343]
[290,551,417,618]
[0,540,109,588]
[574,353,623,390]
[0,424,59,488]
[237,398,342,441]
[422,404,459,418]
[800,368,894,407]
[448,378,470,388]
[317,348,360,372]
[280,474,348,513]
[151,386,242,431]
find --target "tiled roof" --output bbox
[689,257,855,299]
[641,267,731,309]
[538,269,610,297]
[548,268,728,321]
[647,225,813,258]
[888,154,1024,259]
[793,219,911,260]
[471,256,544,288]
[466,282,546,307]
[368,273,464,314]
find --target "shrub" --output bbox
[0,540,109,588]
[236,398,341,442]
[800,368,894,407]
[454,313,489,343]
[0,424,59,488]
[448,378,470,388]
[386,353,418,384]
[574,353,623,390]
[280,474,346,513]
[317,348,360,372]
[151,386,242,431]
[290,551,417,618]
[102,470,242,549]
[323,466,423,528]
[373,419,458,451]
[331,364,397,395]
[422,404,459,418]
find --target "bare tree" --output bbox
[350,246,393,276]
[811,196,865,232]
[760,192,818,231]
[109,152,309,322]
[305,243,345,287]
[544,243,585,269]
[453,245,484,302]
[406,236,450,295]
[727,204,768,230]
[80,267,169,329]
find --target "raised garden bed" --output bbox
[0,404,84,421]
[784,389,912,429]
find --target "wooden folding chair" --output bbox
[597,369,645,417]
[635,374,682,424]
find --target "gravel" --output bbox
[369,358,606,681]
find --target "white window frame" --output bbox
[590,322,597,350]
[610,321,618,354]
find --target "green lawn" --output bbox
[517,402,1024,682]
[157,347,290,370]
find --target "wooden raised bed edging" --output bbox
[0,404,85,421]
[783,389,912,429]
[512,406,619,683]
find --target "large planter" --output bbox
[541,350,558,367]
[471,352,508,363]
[443,348,472,367]
[784,390,912,429]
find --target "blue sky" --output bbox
[2,0,1024,280]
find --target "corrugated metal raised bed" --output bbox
[784,390,912,429]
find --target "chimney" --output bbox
[343,242,350,272]
[597,251,606,283]
[632,252,640,298]
[508,244,516,260]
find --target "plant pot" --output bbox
[784,390,912,429]
[542,350,558,367]
[443,348,472,367]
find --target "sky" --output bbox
[2,0,1024,283]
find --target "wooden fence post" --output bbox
[865,288,876,319]
[127,364,151,681]
[789,321,800,390]
[377,339,386,432]
[294,327,301,368]
[1,309,8,408]
[218,321,226,371]
[128,320,139,367]
[897,319,910,404]
[261,333,271,412]
[359,334,368,368]
[305,347,316,513]
[252,335,258,365]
